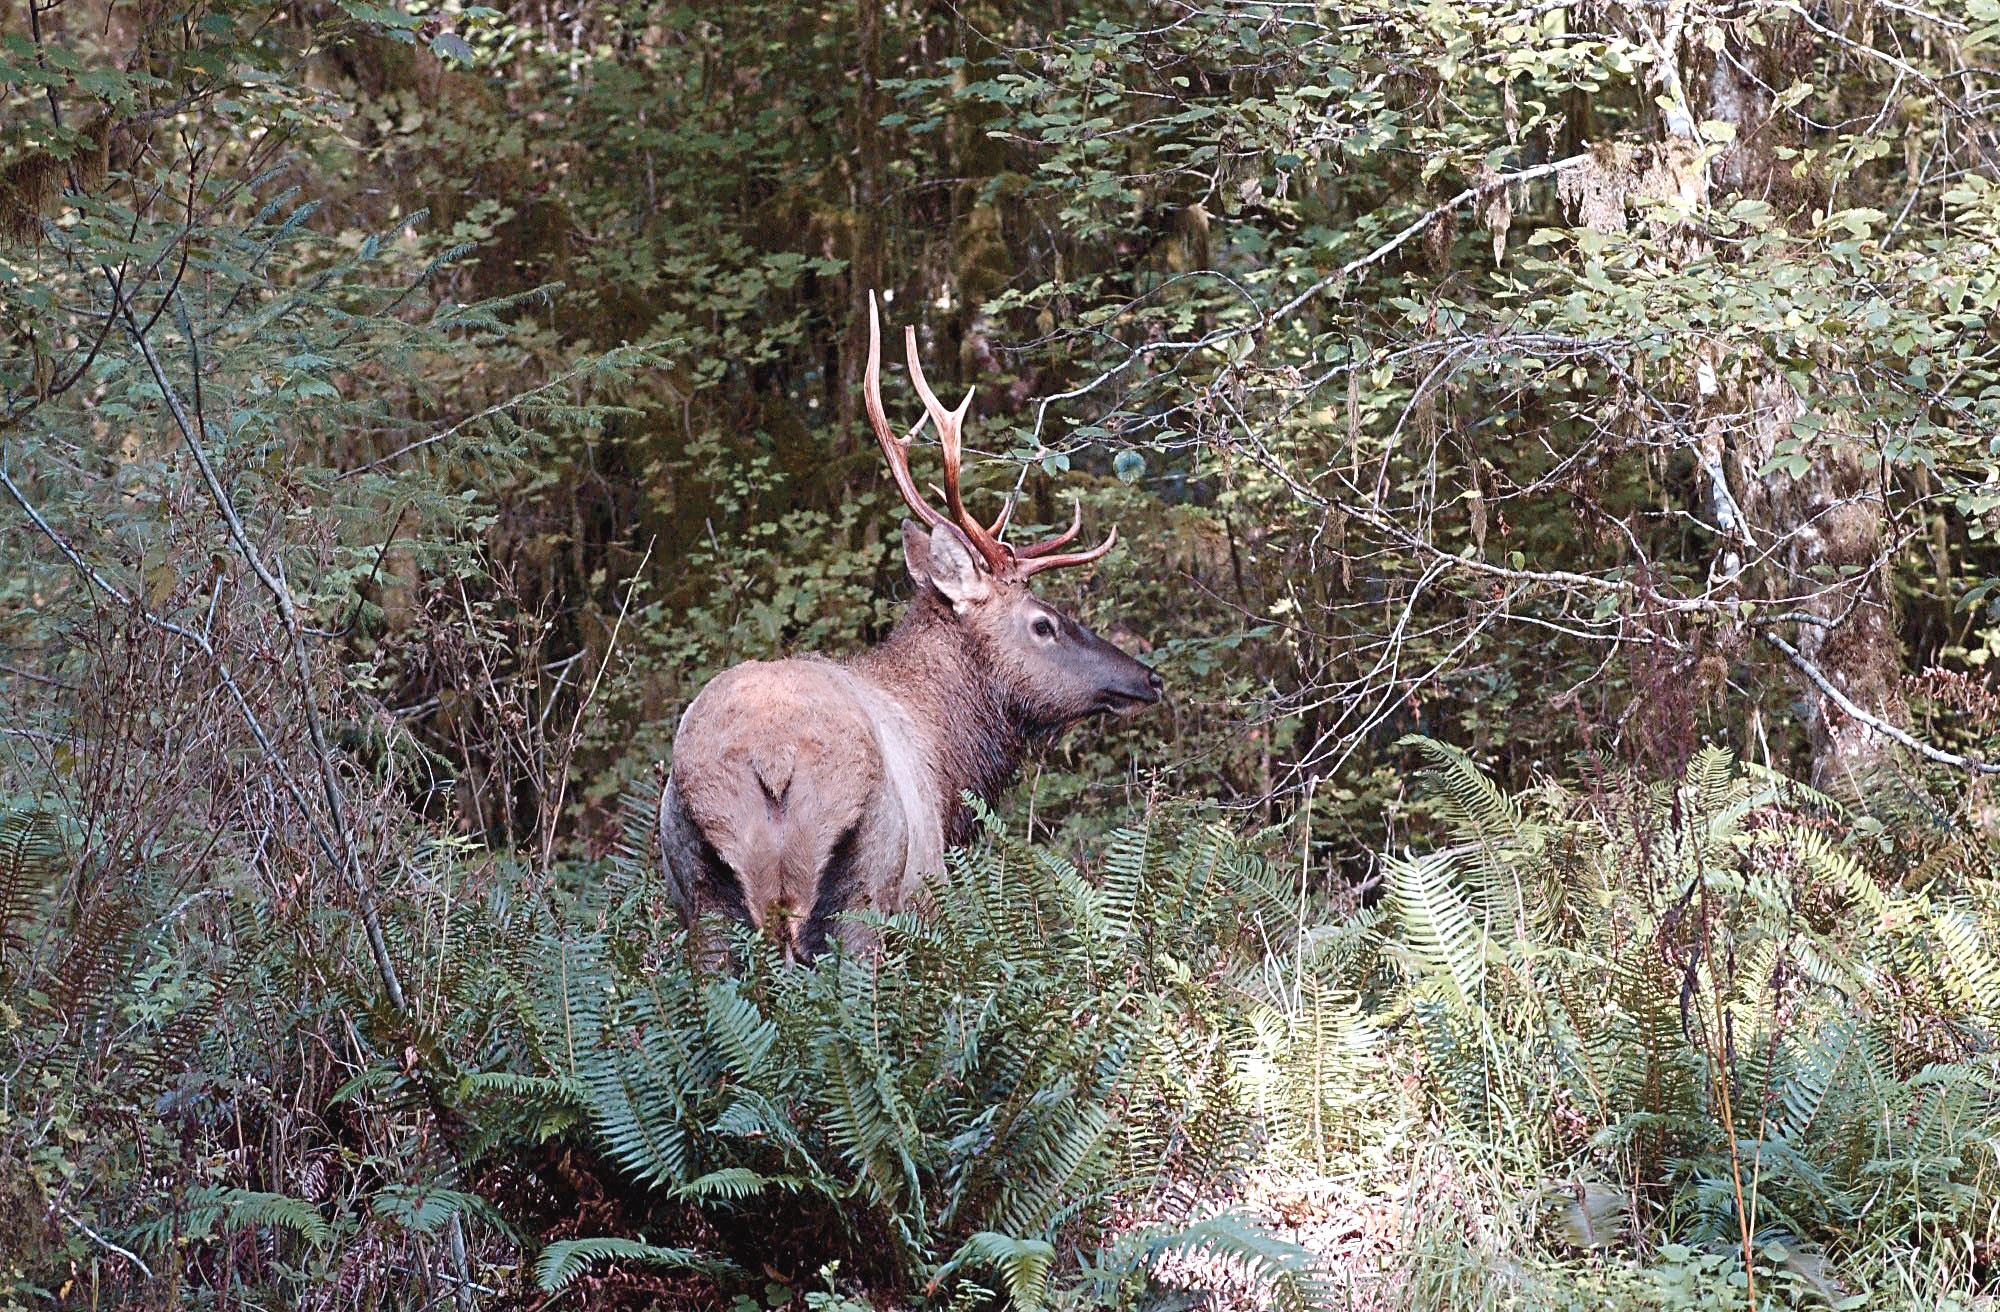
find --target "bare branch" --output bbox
[104,266,410,1013]
[338,346,649,480]
[1031,153,1598,442]
[0,453,344,881]
[53,1202,153,1281]
[1764,631,2000,775]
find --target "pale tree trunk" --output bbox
[1706,376,1900,791]
[1675,12,1902,789]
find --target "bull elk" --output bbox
[660,293,1162,961]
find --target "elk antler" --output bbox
[863,290,1118,581]
[864,292,947,538]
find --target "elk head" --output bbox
[864,292,1162,731]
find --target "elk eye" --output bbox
[1032,616,1057,640]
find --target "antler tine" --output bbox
[987,492,1016,540]
[1011,497,1085,558]
[904,324,1013,573]
[866,294,1120,582]
[865,292,948,532]
[933,486,1016,543]
[1016,524,1118,578]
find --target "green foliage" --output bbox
[7,1,2000,1308]
[534,1237,721,1293]
[936,1232,1057,1311]
[130,1187,336,1251]
[1381,739,2000,1291]
[0,804,64,985]
[1084,1213,1335,1312]
[540,803,1344,1307]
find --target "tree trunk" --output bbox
[1696,22,1902,790]
[842,0,886,445]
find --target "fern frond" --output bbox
[370,1184,508,1238]
[0,805,65,973]
[150,1188,333,1250]
[1099,820,1152,938]
[940,1231,1057,1311]
[1097,1211,1333,1312]
[816,1029,924,1217]
[1386,851,1490,1010]
[669,1167,834,1204]
[699,977,779,1082]
[1402,735,1525,846]
[533,1237,727,1292]
[1931,904,2000,1020]
[985,1098,1111,1238]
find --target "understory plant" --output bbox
[510,741,2000,1310]
[529,796,1354,1310]
[1380,739,2000,1308]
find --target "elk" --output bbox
[659,293,1162,962]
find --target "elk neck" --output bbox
[850,596,1026,844]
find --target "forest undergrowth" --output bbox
[8,737,1999,1310]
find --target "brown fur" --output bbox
[671,664,876,910]
[853,595,1031,845]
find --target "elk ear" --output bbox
[905,519,991,609]
[901,519,934,590]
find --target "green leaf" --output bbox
[535,1238,725,1292]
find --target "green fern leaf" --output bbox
[534,1237,724,1292]
[1386,851,1490,1010]
[0,805,65,974]
[941,1231,1057,1311]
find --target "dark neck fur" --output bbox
[850,597,1026,844]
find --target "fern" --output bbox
[1098,819,1151,939]
[939,1231,1058,1310]
[1931,904,2000,1020]
[699,976,781,1082]
[1384,738,2000,1260]
[817,1027,927,1218]
[669,1166,835,1204]
[132,1187,333,1253]
[532,804,1328,1305]
[986,1096,1111,1237]
[0,805,64,974]
[1386,850,1491,1011]
[1401,735,1526,845]
[1087,1211,1333,1312]
[371,1184,508,1238]
[534,1237,728,1292]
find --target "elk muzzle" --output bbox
[1071,623,1164,715]
[1099,664,1165,713]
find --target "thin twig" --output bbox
[1030,153,1596,441]
[1764,631,2000,775]
[105,266,408,1012]
[0,455,345,884]
[0,659,79,689]
[538,536,655,874]
[54,1201,154,1280]
[338,347,647,479]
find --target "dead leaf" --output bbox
[1480,165,1512,265]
